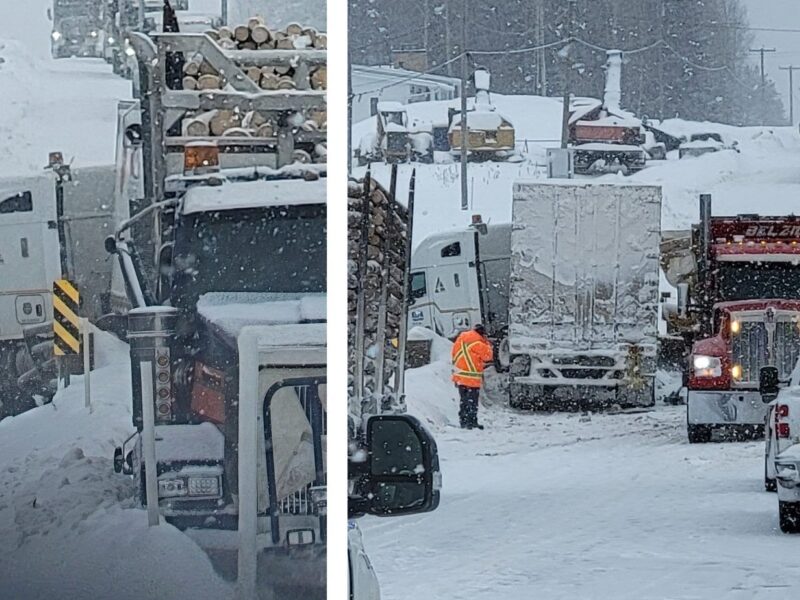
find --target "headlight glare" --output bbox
[693,355,722,378]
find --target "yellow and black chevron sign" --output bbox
[53,279,81,356]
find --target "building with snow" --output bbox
[351,64,461,123]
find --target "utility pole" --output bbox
[560,0,577,148]
[535,1,546,95]
[348,47,353,173]
[750,46,776,124]
[445,0,453,77]
[779,65,799,126]
[460,0,469,210]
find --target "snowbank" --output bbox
[0,332,233,599]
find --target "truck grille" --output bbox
[731,318,800,384]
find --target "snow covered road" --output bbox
[362,371,800,599]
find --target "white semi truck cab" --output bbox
[0,159,117,417]
[409,219,511,365]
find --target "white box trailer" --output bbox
[508,181,662,409]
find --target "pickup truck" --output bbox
[760,365,800,532]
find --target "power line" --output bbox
[352,34,758,99]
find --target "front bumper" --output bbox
[775,454,800,502]
[510,379,654,408]
[687,390,767,426]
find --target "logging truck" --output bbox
[347,171,442,597]
[49,0,108,59]
[107,24,328,591]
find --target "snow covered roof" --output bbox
[569,99,603,125]
[181,177,326,215]
[352,65,460,91]
[377,101,406,112]
[448,110,511,132]
[577,116,641,128]
[680,139,725,149]
[573,143,644,152]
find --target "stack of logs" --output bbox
[347,178,409,418]
[179,16,326,161]
[181,16,327,92]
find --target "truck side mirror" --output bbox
[349,415,441,518]
[113,447,124,473]
[124,124,142,146]
[760,366,780,403]
[676,283,689,317]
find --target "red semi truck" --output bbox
[664,195,800,443]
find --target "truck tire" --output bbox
[779,501,800,533]
[687,424,712,444]
[493,335,510,373]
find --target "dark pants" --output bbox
[458,385,480,428]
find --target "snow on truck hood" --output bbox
[197,292,326,340]
[181,177,326,215]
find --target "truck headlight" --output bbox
[693,355,722,378]
[52,31,62,41]
[187,476,221,497]
[158,478,187,498]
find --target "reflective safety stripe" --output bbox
[460,342,477,373]
[455,371,483,380]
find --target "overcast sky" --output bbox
[742,0,800,123]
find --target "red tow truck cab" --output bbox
[686,197,800,442]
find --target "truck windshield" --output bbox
[171,204,326,308]
[717,261,800,301]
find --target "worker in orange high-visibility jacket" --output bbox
[452,324,493,430]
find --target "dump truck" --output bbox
[662,196,800,443]
[507,181,662,409]
[347,170,442,597]
[107,24,328,593]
